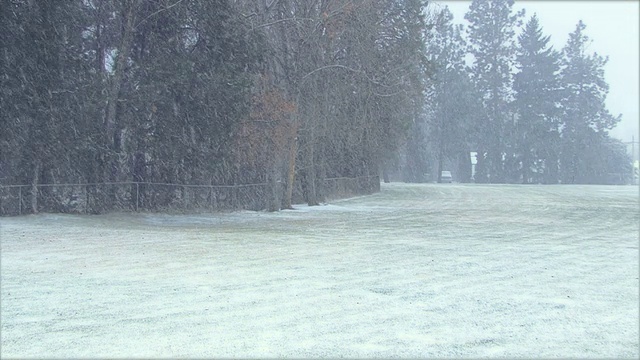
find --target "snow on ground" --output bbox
[1,183,638,358]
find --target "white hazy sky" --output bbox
[432,0,640,146]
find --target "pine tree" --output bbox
[465,0,524,183]
[512,14,562,184]
[559,20,621,184]
[1,0,95,212]
[426,7,476,183]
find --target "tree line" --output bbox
[0,0,631,215]
[407,0,630,185]
[1,0,427,213]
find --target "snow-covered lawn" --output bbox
[1,183,638,358]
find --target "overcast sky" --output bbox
[432,0,639,148]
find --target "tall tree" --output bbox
[235,0,428,205]
[465,0,524,183]
[425,6,476,183]
[512,14,562,184]
[1,0,95,212]
[559,20,621,184]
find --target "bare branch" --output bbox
[247,17,316,32]
[135,0,187,30]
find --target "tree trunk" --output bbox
[105,1,136,141]
[382,166,390,183]
[546,151,559,184]
[475,150,487,183]
[305,123,319,206]
[267,162,280,212]
[521,148,529,184]
[132,149,146,209]
[30,160,40,214]
[104,0,137,208]
[437,143,444,183]
[283,117,298,209]
[456,149,472,183]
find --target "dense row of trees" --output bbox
[1,0,428,213]
[416,0,630,185]
[0,0,631,215]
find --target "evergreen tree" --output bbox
[559,20,621,184]
[425,7,476,183]
[580,133,632,184]
[369,0,430,184]
[1,0,95,212]
[513,14,562,184]
[465,0,524,183]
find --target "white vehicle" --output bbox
[440,171,452,183]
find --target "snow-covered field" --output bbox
[1,183,638,358]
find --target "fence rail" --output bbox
[0,175,380,216]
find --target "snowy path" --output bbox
[1,183,638,358]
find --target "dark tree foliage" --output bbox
[233,0,430,206]
[513,14,562,184]
[1,0,265,213]
[465,0,524,183]
[1,0,95,212]
[439,4,626,186]
[1,1,630,216]
[1,0,430,214]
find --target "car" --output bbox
[440,171,452,183]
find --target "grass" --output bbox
[1,182,638,358]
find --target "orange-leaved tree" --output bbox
[233,75,297,210]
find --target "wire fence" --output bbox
[0,175,380,216]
